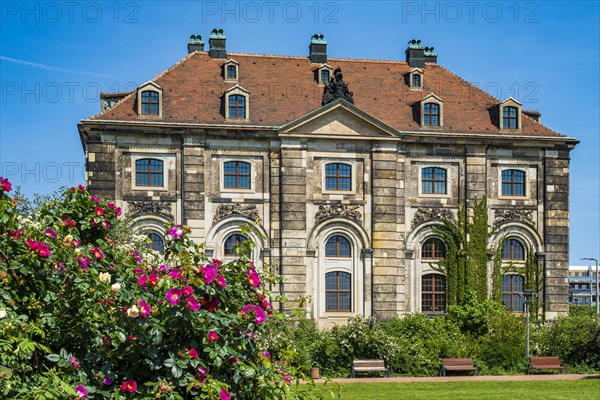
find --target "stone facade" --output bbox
[79,36,577,325]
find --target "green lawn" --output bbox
[294,380,600,400]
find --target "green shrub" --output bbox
[383,314,472,376]
[477,311,527,373]
[538,315,600,371]
[446,291,506,337]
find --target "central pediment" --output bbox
[279,99,400,140]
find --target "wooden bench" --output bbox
[440,358,480,376]
[350,359,390,378]
[528,356,564,374]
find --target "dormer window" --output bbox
[499,98,522,131]
[503,107,518,129]
[409,68,423,89]
[419,94,443,128]
[136,81,162,118]
[224,85,250,121]
[223,59,239,82]
[141,91,159,115]
[423,103,439,125]
[317,64,333,85]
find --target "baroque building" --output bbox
[79,32,578,326]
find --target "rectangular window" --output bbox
[501,169,525,196]
[325,163,352,191]
[326,271,351,312]
[135,159,164,187]
[223,161,251,189]
[422,167,447,194]
[226,65,237,79]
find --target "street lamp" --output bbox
[522,289,537,358]
[581,257,599,315]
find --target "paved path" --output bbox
[311,374,600,383]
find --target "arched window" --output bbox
[423,103,440,126]
[502,274,524,312]
[501,169,525,196]
[135,159,164,187]
[325,163,352,191]
[325,271,351,312]
[224,233,247,256]
[502,238,525,260]
[422,167,447,194]
[421,238,446,259]
[141,91,160,115]
[147,233,165,254]
[503,106,518,129]
[411,73,421,88]
[223,161,251,189]
[226,65,237,79]
[422,274,446,314]
[228,95,246,118]
[321,69,330,84]
[325,235,351,258]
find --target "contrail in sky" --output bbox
[1,56,110,79]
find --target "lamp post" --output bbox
[523,289,536,358]
[581,257,599,315]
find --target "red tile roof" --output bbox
[86,51,565,138]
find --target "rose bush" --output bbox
[0,179,302,399]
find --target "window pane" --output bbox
[224,234,246,255]
[339,292,351,311]
[238,176,250,189]
[326,293,337,311]
[422,168,433,180]
[434,181,446,194]
[339,177,351,191]
[224,176,236,188]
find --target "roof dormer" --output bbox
[420,93,444,128]
[223,59,239,82]
[316,64,333,85]
[224,85,250,121]
[136,81,163,119]
[499,97,522,131]
[408,68,424,90]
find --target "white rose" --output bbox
[0,308,6,319]
[127,305,140,318]
[111,283,122,292]
[63,234,73,244]
[99,272,111,283]
[74,248,81,255]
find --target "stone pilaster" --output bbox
[543,149,571,319]
[371,143,401,319]
[182,138,205,237]
[87,138,116,198]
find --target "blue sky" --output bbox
[1,1,598,264]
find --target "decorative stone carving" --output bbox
[493,209,534,229]
[128,201,174,220]
[411,207,455,228]
[213,203,260,223]
[315,204,361,224]
[322,67,354,106]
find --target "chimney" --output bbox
[424,46,438,64]
[187,34,204,53]
[309,34,327,63]
[523,110,541,123]
[405,39,425,68]
[209,29,226,59]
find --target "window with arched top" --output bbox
[325,235,351,258]
[421,238,446,260]
[423,103,440,126]
[325,271,352,312]
[501,169,525,196]
[422,167,447,194]
[228,95,246,118]
[226,65,237,80]
[502,238,525,260]
[502,106,519,129]
[147,233,165,254]
[223,161,251,189]
[141,91,160,115]
[135,159,164,187]
[321,69,330,84]
[502,274,524,312]
[325,163,352,191]
[412,73,421,88]
[422,273,446,314]
[224,233,247,256]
